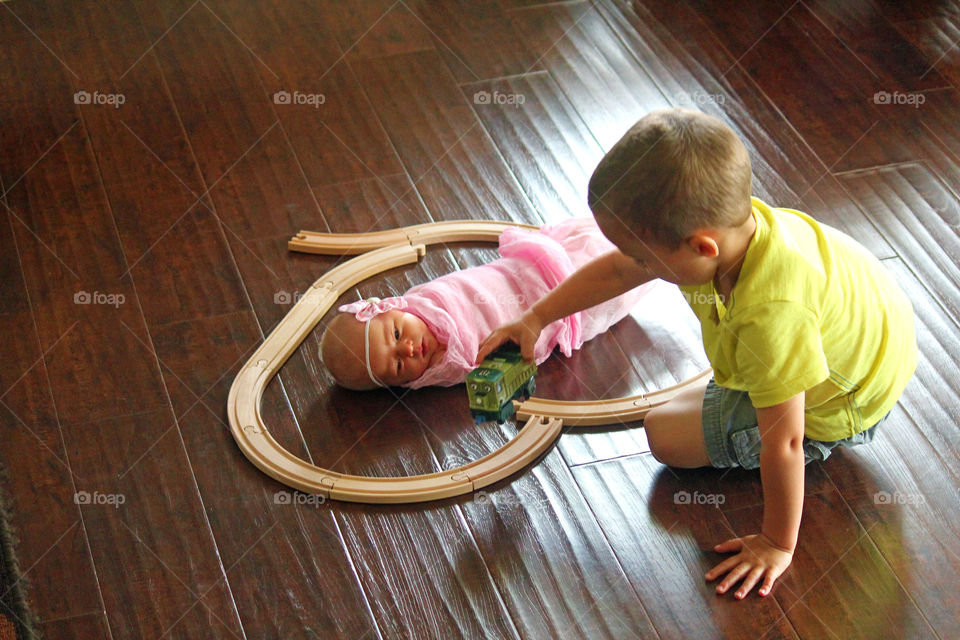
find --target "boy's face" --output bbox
[366,310,445,386]
[606,227,716,286]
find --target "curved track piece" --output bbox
[227,220,710,503]
[288,220,540,254]
[514,367,712,426]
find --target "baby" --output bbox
[319,216,657,390]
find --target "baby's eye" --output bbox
[396,360,402,374]
[394,328,400,340]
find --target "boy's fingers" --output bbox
[521,337,534,363]
[714,538,742,553]
[735,567,766,599]
[476,334,496,363]
[759,574,777,596]
[705,555,741,581]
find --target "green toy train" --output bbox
[467,342,537,424]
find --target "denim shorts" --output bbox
[702,379,886,469]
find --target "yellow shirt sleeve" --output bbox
[729,301,830,408]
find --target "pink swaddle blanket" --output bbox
[400,216,656,388]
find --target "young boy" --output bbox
[475,107,917,600]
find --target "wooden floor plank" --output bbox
[876,88,960,204]
[509,1,671,150]
[335,503,520,640]
[870,0,960,23]
[37,612,112,640]
[350,49,543,225]
[463,72,602,222]
[312,174,433,234]
[805,0,951,91]
[212,0,409,190]
[827,405,960,639]
[59,409,244,639]
[174,400,382,639]
[424,421,662,639]
[724,490,937,639]
[891,12,960,88]
[734,3,920,172]
[406,0,542,83]
[571,455,800,639]
[837,163,960,323]
[634,0,921,172]
[0,356,104,625]
[318,0,436,61]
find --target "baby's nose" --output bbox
[400,339,415,357]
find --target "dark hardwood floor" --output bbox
[1,1,958,638]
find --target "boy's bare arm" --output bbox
[476,249,651,363]
[757,394,806,553]
[528,248,651,330]
[707,393,805,599]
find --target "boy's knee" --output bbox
[643,403,709,468]
[644,408,677,465]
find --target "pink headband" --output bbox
[338,296,407,387]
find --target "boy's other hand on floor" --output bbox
[705,533,793,599]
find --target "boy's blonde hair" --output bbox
[588,108,753,246]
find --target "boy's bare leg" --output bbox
[643,376,712,468]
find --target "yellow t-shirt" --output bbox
[679,197,917,441]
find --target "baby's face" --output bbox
[366,310,445,386]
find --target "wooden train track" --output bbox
[225,220,710,503]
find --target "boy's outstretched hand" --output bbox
[705,533,793,599]
[475,310,545,365]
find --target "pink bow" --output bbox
[338,296,407,322]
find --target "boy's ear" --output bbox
[686,232,720,258]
